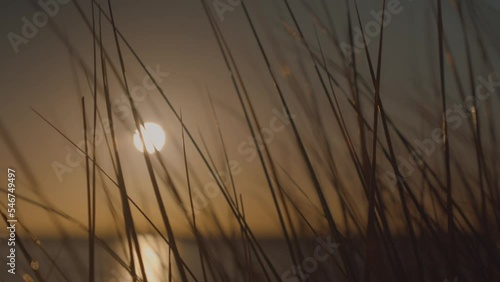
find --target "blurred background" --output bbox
[0,0,499,281]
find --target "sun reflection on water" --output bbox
[111,235,171,282]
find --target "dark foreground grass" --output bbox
[1,0,499,281]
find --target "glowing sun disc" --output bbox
[133,122,166,153]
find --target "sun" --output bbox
[133,122,166,153]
